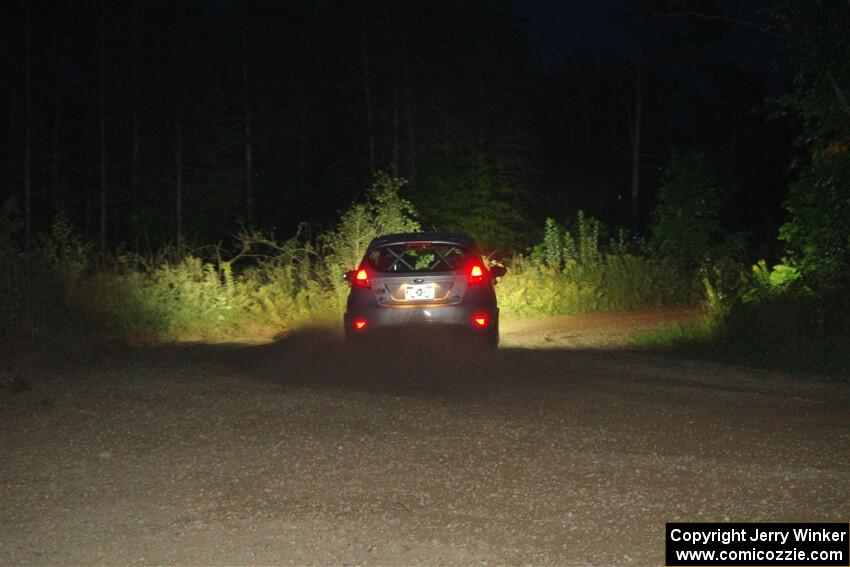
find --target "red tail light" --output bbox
[472,312,489,328]
[354,268,370,288]
[354,318,368,331]
[468,263,486,285]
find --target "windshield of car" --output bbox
[366,243,470,273]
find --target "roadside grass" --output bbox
[81,246,694,341]
[2,250,696,344]
[630,316,719,356]
[78,255,341,341]
[497,254,695,318]
[633,290,850,375]
[2,203,702,344]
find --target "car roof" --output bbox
[369,232,477,248]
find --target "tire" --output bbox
[344,328,366,348]
[479,319,499,349]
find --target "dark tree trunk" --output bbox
[242,11,253,225]
[99,0,107,251]
[360,1,375,174]
[176,116,183,251]
[405,87,416,189]
[579,79,591,147]
[443,113,450,159]
[392,85,399,175]
[630,20,644,230]
[114,159,120,244]
[7,34,18,206]
[24,0,32,252]
[51,6,61,213]
[391,5,401,176]
[53,85,60,212]
[132,0,140,250]
[84,99,92,235]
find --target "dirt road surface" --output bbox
[2,308,849,566]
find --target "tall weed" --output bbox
[500,215,697,317]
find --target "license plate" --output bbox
[405,283,435,300]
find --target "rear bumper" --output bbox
[345,303,498,332]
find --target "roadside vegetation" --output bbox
[2,141,847,373]
[2,139,848,373]
[634,4,850,374]
[497,213,697,317]
[0,174,411,342]
[634,149,850,374]
[0,172,698,343]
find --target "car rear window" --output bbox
[366,243,470,273]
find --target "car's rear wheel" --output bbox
[344,327,364,347]
[479,319,499,348]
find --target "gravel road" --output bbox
[2,308,849,566]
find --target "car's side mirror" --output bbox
[490,265,507,279]
[343,270,355,283]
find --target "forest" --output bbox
[1,0,848,372]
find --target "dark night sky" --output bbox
[511,0,630,65]
[513,0,783,78]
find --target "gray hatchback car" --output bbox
[343,232,507,346]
